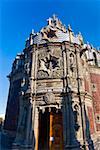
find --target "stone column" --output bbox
[22,101,32,148]
[65,92,81,149]
[75,45,87,149]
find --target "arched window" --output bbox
[93,52,98,66]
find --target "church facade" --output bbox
[3,15,100,150]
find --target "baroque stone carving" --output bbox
[69,53,77,79]
[37,70,48,78]
[43,92,55,105]
[41,27,57,42]
[47,14,66,32]
[38,53,61,78]
[52,69,63,78]
[39,59,51,75]
[41,15,66,42]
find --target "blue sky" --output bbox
[0,0,100,116]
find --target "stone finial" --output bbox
[78,32,84,45]
[52,14,59,27]
[68,24,73,42]
[86,41,91,49]
[68,24,72,32]
[47,14,57,26]
[47,17,53,26]
[90,44,94,49]
[32,29,35,35]
[30,29,35,37]
[29,30,36,46]
[52,14,57,20]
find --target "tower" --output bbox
[3,15,100,150]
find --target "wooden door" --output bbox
[49,111,64,150]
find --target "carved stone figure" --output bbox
[38,54,60,78]
[69,53,76,77]
[39,59,50,76]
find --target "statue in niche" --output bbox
[69,53,76,77]
[69,53,75,68]
[73,104,80,132]
[69,53,74,64]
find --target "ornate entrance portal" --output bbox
[38,108,64,150]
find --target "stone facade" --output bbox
[3,15,100,150]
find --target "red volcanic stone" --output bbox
[87,106,95,134]
[96,124,100,131]
[90,73,100,131]
[84,78,89,92]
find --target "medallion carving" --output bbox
[43,92,55,105]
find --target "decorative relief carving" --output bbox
[52,69,63,78]
[37,81,63,89]
[47,14,66,32]
[37,51,63,78]
[43,92,55,105]
[37,70,48,78]
[39,59,51,75]
[41,27,57,42]
[53,48,62,58]
[38,50,47,59]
